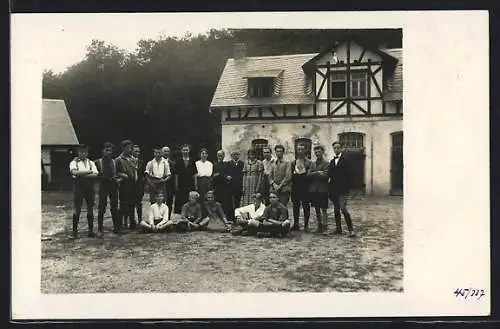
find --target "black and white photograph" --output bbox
[11,11,489,319]
[39,25,404,293]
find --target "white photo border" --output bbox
[11,11,490,319]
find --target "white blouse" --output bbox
[195,160,213,177]
[234,203,266,220]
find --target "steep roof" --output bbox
[210,53,317,108]
[42,99,80,145]
[383,48,403,101]
[210,47,403,108]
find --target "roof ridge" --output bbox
[229,53,318,60]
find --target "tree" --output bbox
[42,29,402,160]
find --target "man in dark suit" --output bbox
[173,144,198,214]
[327,141,356,237]
[115,140,138,231]
[213,150,234,221]
[132,145,146,224]
[162,146,176,219]
[225,150,244,214]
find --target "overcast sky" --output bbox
[34,13,229,73]
[14,12,405,74]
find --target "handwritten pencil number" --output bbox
[454,288,485,300]
[453,288,464,297]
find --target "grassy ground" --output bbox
[41,191,403,293]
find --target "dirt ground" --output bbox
[41,191,403,293]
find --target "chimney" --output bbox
[233,42,246,60]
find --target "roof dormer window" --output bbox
[248,77,273,98]
[244,69,283,98]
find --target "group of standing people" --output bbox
[68,139,356,239]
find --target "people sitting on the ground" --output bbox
[198,190,232,231]
[171,191,203,232]
[232,192,266,235]
[247,192,291,238]
[140,191,173,232]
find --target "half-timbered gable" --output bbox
[302,40,399,117]
[210,40,403,196]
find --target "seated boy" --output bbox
[170,191,203,232]
[248,192,291,237]
[232,193,266,235]
[197,190,231,231]
[140,191,173,232]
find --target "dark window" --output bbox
[390,131,404,195]
[391,131,403,149]
[331,71,346,98]
[338,132,366,193]
[248,78,273,97]
[330,71,368,99]
[251,139,269,160]
[294,138,312,159]
[339,132,364,151]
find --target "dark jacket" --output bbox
[174,158,197,191]
[95,157,117,181]
[225,160,244,192]
[327,153,351,195]
[213,161,228,189]
[136,158,146,181]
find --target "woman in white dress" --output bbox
[195,148,213,217]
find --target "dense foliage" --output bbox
[43,29,402,160]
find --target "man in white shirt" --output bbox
[231,193,266,235]
[140,191,173,232]
[145,147,171,204]
[69,144,99,239]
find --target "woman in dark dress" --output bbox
[212,150,233,221]
[173,144,198,214]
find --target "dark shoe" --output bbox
[247,228,258,236]
[349,231,356,238]
[331,229,343,235]
[231,227,244,236]
[304,225,309,232]
[70,231,78,240]
[314,226,324,234]
[291,225,300,232]
[88,231,96,238]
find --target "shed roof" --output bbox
[383,48,403,101]
[42,99,80,145]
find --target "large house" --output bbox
[42,99,80,190]
[210,40,403,196]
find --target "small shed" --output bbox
[41,99,80,190]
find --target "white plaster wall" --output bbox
[221,117,402,195]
